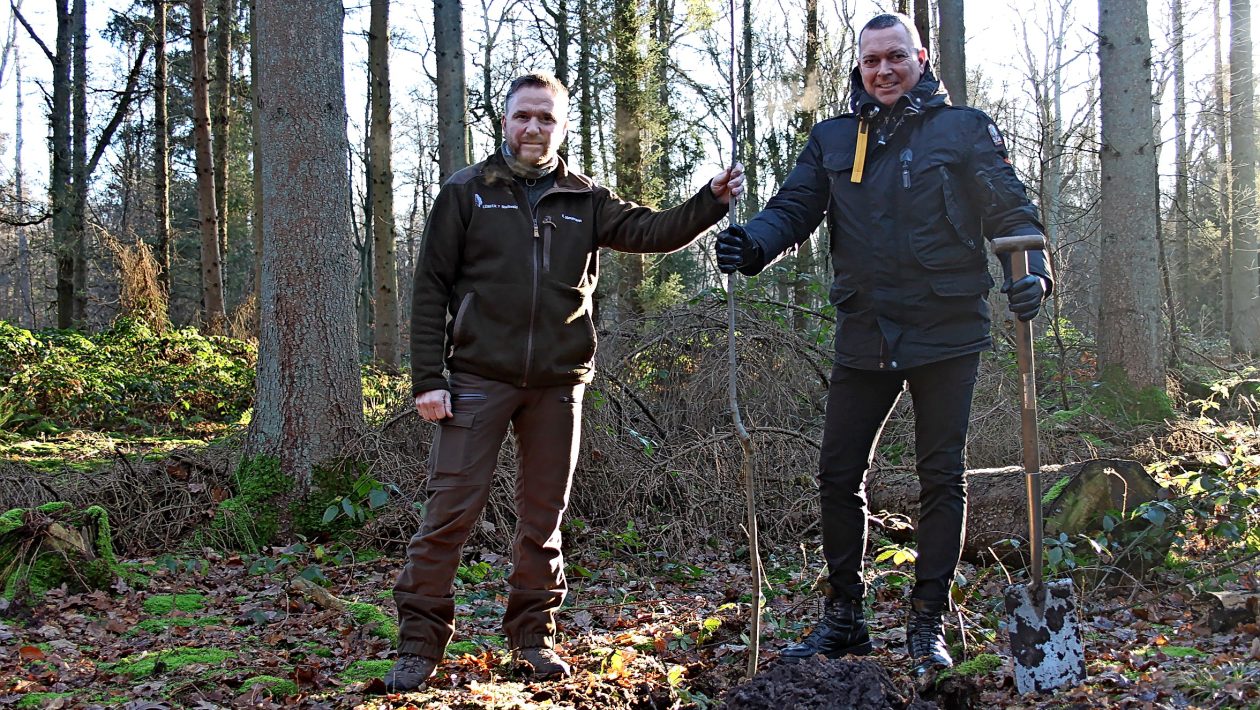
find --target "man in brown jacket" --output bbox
[385,71,743,692]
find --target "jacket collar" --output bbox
[847,64,951,120]
[482,147,593,192]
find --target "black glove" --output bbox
[1002,274,1047,322]
[715,224,761,274]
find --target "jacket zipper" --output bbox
[523,206,541,388]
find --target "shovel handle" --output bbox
[998,238,1045,588]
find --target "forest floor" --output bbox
[1,518,1258,709]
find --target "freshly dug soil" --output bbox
[721,658,938,710]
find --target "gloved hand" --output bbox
[1002,274,1047,322]
[715,224,761,274]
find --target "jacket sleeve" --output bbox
[965,112,1055,294]
[593,182,728,253]
[409,183,467,396]
[739,130,830,275]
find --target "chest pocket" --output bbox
[822,149,856,180]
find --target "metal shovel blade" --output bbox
[1003,577,1086,694]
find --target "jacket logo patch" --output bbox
[473,193,518,210]
[562,213,583,223]
[987,123,1005,149]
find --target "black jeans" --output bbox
[818,352,979,604]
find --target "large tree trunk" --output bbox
[937,0,965,106]
[71,0,87,326]
[434,0,467,182]
[1215,0,1232,336]
[369,0,400,369]
[1229,0,1260,354]
[252,0,365,491]
[153,0,172,300]
[52,0,72,329]
[1097,0,1164,390]
[213,0,233,301]
[191,0,226,331]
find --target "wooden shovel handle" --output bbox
[991,234,1047,255]
[1005,245,1045,586]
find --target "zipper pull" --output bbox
[900,148,913,189]
[533,218,540,239]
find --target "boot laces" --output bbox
[910,609,944,653]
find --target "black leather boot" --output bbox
[906,598,953,675]
[780,595,872,662]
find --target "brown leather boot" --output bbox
[382,654,439,692]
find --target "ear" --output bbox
[917,46,928,67]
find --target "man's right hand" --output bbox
[716,224,761,274]
[415,390,452,422]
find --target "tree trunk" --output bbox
[1215,0,1232,336]
[434,0,467,182]
[1097,0,1164,390]
[612,0,645,318]
[1171,0,1188,321]
[52,0,72,329]
[577,0,593,175]
[936,0,965,106]
[15,54,33,327]
[252,0,365,491]
[154,0,172,300]
[213,0,233,302]
[369,0,400,369]
[740,0,757,220]
[71,0,87,326]
[913,0,930,56]
[790,0,820,332]
[250,0,264,303]
[191,0,226,331]
[1229,0,1260,354]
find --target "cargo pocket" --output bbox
[428,411,477,488]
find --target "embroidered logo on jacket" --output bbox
[562,213,583,223]
[987,123,1005,149]
[473,193,519,209]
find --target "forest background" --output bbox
[1,0,1259,707]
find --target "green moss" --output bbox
[939,653,1002,680]
[447,640,479,657]
[338,659,394,684]
[16,692,75,708]
[346,601,399,644]
[142,593,208,614]
[1,503,123,600]
[1042,476,1072,505]
[104,646,233,677]
[1093,366,1175,424]
[196,455,292,552]
[132,615,225,633]
[242,675,299,696]
[1157,645,1207,658]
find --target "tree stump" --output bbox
[867,458,1167,571]
[0,502,120,601]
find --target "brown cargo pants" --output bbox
[393,371,584,658]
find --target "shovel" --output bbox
[992,235,1086,694]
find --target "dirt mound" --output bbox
[720,658,938,710]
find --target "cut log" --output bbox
[867,458,1167,570]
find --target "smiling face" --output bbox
[502,85,569,166]
[858,24,927,108]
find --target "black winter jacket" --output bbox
[410,150,727,395]
[741,68,1052,371]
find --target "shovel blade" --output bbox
[1003,577,1086,694]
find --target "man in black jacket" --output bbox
[385,72,743,692]
[716,13,1051,676]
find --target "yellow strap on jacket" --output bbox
[851,120,869,184]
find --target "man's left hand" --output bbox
[1002,275,1048,322]
[710,163,746,204]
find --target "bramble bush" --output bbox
[0,318,256,436]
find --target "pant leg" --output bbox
[393,372,518,657]
[502,381,584,649]
[819,362,907,600]
[905,352,980,603]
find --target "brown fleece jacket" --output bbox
[410,150,727,395]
